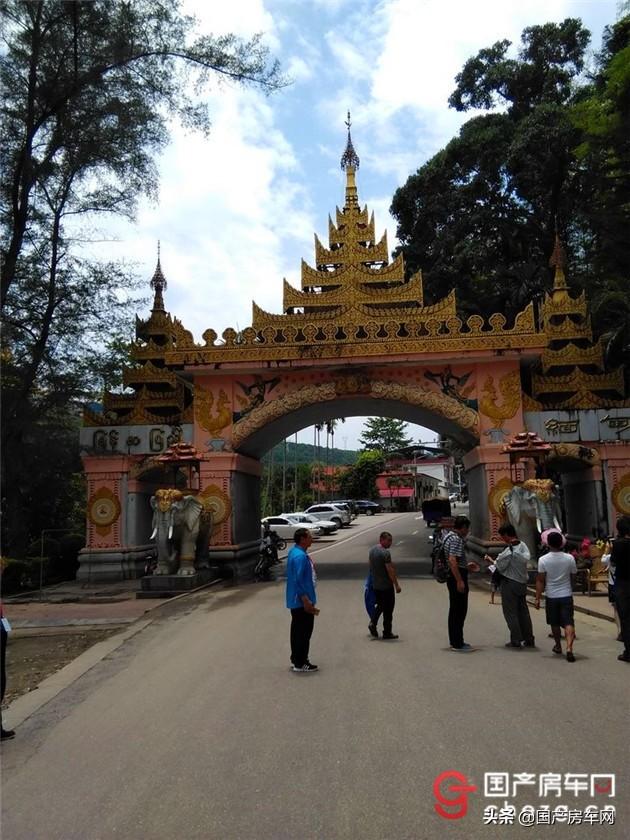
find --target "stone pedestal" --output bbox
[137,569,215,598]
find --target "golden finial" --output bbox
[549,226,568,292]
[340,110,360,171]
[150,241,167,311]
[340,111,360,209]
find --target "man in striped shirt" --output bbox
[442,515,480,650]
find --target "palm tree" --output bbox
[324,418,345,499]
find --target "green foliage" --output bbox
[359,418,413,453]
[261,462,316,517]
[0,0,285,557]
[391,16,630,339]
[262,441,358,467]
[339,450,385,500]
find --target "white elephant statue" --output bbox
[150,489,213,576]
[503,479,562,566]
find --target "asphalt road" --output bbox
[2,512,628,840]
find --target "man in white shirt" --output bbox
[485,523,534,648]
[535,530,577,662]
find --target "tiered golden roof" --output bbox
[83,252,193,427]
[252,116,441,332]
[530,235,626,407]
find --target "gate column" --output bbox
[199,452,262,575]
[463,444,517,558]
[600,445,630,534]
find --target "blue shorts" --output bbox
[545,596,574,628]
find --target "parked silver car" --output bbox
[261,516,322,540]
[304,503,351,527]
[283,512,339,535]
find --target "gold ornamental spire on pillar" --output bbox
[150,240,167,312]
[340,111,360,209]
[549,229,568,293]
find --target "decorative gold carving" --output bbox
[122,361,178,388]
[548,443,600,466]
[522,393,543,412]
[543,318,592,342]
[88,487,121,536]
[541,341,604,373]
[153,488,184,512]
[533,368,624,397]
[370,381,479,435]
[198,484,232,529]
[479,372,521,424]
[550,392,630,410]
[542,289,588,320]
[129,456,164,480]
[334,373,372,396]
[194,386,231,437]
[231,379,479,449]
[488,476,513,517]
[611,473,630,515]
[521,478,555,502]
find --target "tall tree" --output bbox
[0,0,285,556]
[390,18,600,322]
[339,450,385,500]
[570,14,630,370]
[359,418,413,453]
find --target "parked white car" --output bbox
[304,503,351,527]
[283,512,339,535]
[261,516,322,540]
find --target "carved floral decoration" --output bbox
[88,487,121,536]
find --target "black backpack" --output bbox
[433,531,452,584]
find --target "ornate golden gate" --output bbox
[80,123,630,579]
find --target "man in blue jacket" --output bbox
[286,528,320,673]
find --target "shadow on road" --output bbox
[272,560,433,581]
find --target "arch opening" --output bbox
[234,396,478,460]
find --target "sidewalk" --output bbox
[3,579,163,631]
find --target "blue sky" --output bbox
[97,0,620,449]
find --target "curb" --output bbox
[4,578,225,730]
[5,620,152,729]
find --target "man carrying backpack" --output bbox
[442,516,480,650]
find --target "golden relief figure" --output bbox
[480,372,522,425]
[194,386,231,437]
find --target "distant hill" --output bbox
[262,441,358,466]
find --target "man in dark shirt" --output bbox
[368,531,401,640]
[611,516,630,663]
[443,515,480,650]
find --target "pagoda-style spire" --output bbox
[150,241,167,312]
[549,229,568,292]
[340,111,360,209]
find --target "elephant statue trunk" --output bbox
[503,479,562,567]
[150,489,214,576]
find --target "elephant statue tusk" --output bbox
[150,527,157,540]
[168,524,173,540]
[553,517,560,530]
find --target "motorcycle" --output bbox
[254,531,286,580]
